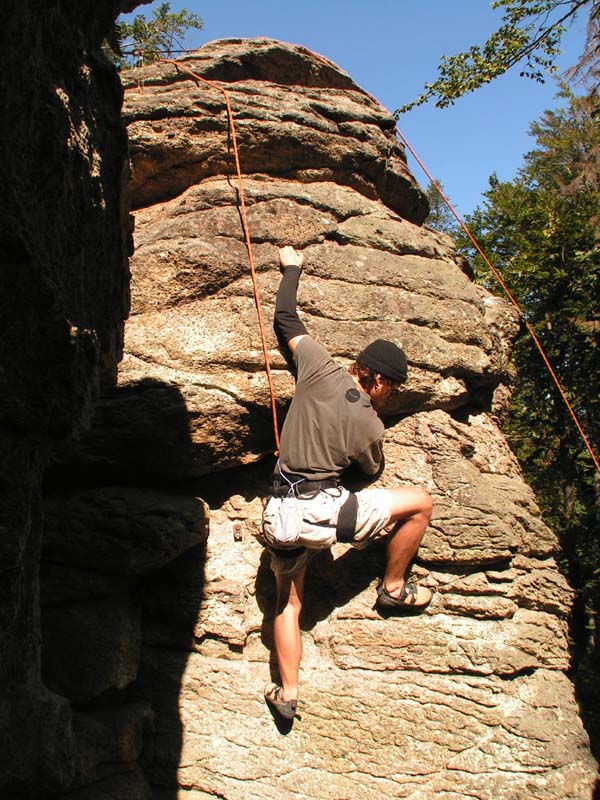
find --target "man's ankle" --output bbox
[281,685,298,701]
[381,578,405,596]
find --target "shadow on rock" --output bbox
[255,535,389,674]
[45,378,197,490]
[40,379,209,798]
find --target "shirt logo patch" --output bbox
[345,388,361,403]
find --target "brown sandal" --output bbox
[376,580,432,613]
[264,683,298,719]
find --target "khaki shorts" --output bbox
[262,487,393,578]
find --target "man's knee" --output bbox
[276,571,305,614]
[387,485,433,522]
[416,487,433,520]
[276,590,303,617]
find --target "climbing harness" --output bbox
[272,461,339,498]
[269,461,357,543]
[160,58,281,453]
[395,126,600,477]
[272,461,306,498]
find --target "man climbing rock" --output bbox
[262,245,433,720]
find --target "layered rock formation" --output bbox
[0,2,146,795]
[82,38,592,798]
[4,23,597,799]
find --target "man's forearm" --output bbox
[274,265,308,343]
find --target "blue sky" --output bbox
[123,0,588,217]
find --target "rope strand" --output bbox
[160,58,281,453]
[395,126,600,476]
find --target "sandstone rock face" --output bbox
[0,2,134,796]
[122,38,428,224]
[6,14,594,798]
[64,173,517,480]
[24,34,597,800]
[134,411,595,800]
[93,38,595,799]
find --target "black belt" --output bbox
[272,472,339,498]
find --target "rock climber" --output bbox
[261,245,433,720]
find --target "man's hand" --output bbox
[279,245,304,269]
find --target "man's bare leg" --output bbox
[381,486,433,605]
[273,567,306,701]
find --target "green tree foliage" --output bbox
[424,180,459,234]
[455,89,600,754]
[397,0,599,114]
[109,2,203,69]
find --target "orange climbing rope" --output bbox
[395,126,600,476]
[154,57,597,474]
[160,58,281,453]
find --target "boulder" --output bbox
[112,38,598,799]
[122,38,428,223]
[133,406,596,799]
[19,33,595,800]
[65,175,519,478]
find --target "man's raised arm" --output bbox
[274,246,308,354]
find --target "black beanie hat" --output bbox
[357,339,408,383]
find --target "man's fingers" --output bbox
[279,245,304,268]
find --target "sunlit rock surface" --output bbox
[39,36,597,800]
[109,38,598,799]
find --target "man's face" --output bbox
[369,375,397,412]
